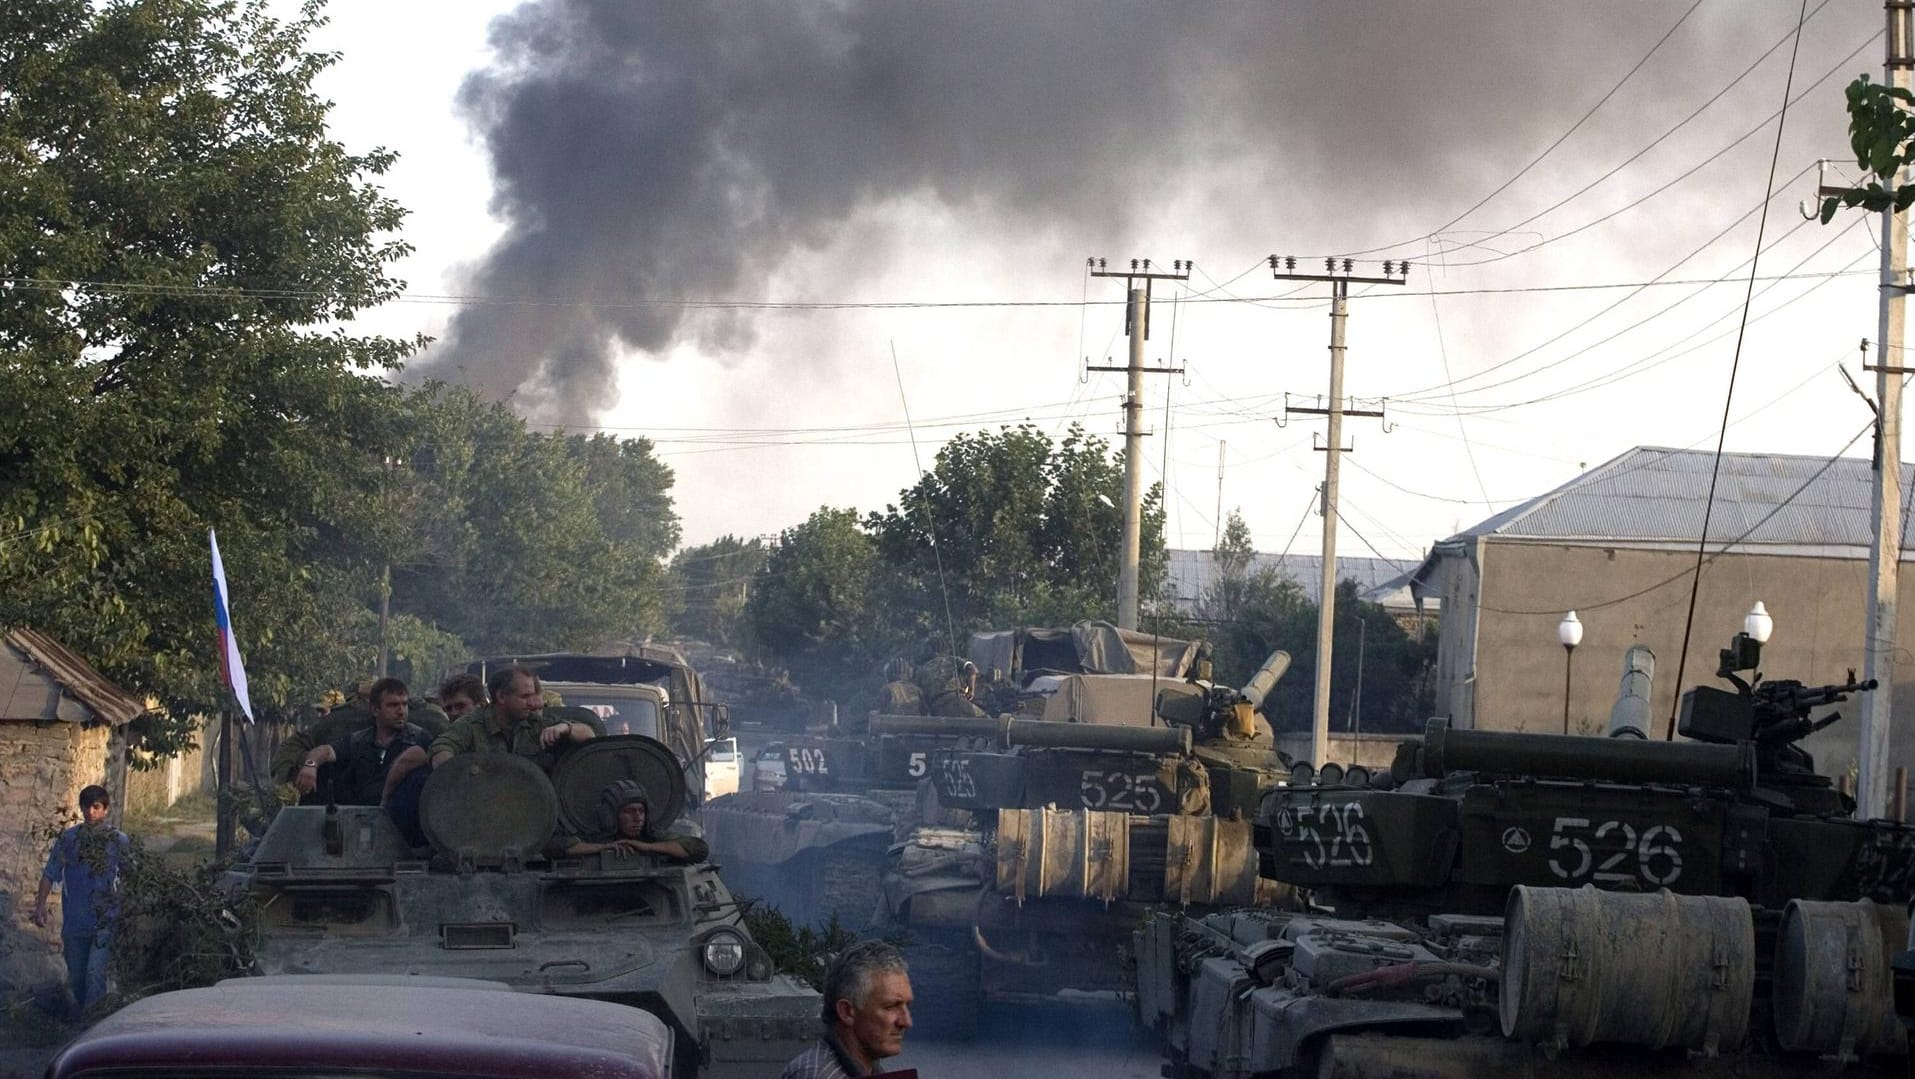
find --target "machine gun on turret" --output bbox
[1677,622,1875,777]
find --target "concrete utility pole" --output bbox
[1272,256,1410,767]
[1089,257,1190,630]
[1863,1,1912,821]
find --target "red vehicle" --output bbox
[46,978,675,1079]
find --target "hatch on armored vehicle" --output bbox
[235,727,816,1079]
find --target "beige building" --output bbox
[0,628,145,992]
[1411,446,1915,787]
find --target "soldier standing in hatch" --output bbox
[779,940,914,1079]
[556,779,709,862]
[920,656,986,718]
[291,677,431,806]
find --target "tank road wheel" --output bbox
[901,931,981,1040]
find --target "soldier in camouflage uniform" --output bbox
[918,656,986,718]
[855,658,925,733]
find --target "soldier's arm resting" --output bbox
[538,719,595,748]
[382,745,430,803]
[270,728,319,785]
[295,743,340,794]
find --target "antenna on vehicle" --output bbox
[892,341,960,660]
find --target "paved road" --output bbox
[890,998,1163,1079]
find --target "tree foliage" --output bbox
[1819,74,1915,222]
[744,425,1167,701]
[867,423,1166,628]
[0,2,682,756]
[670,534,767,647]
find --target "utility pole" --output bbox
[1089,257,1191,629]
[1863,1,1911,821]
[1272,255,1410,767]
[1214,441,1226,549]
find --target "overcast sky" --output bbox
[297,0,1893,577]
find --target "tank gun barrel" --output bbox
[1421,719,1756,788]
[1238,650,1291,712]
[867,714,1003,739]
[867,713,1191,754]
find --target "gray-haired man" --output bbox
[779,940,913,1079]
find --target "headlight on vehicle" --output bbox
[702,929,746,976]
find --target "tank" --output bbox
[703,621,1211,932]
[226,734,818,1079]
[877,651,1296,1038]
[1134,630,1915,1078]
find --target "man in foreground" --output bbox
[780,940,913,1079]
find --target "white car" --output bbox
[751,742,790,791]
[703,736,740,799]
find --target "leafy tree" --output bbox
[1198,510,1260,625]
[388,383,680,656]
[0,0,419,751]
[1819,74,1915,221]
[743,508,887,693]
[867,423,1166,628]
[670,535,767,647]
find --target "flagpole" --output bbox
[215,704,234,860]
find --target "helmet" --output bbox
[595,779,653,839]
[884,658,914,683]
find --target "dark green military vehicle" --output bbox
[1134,629,1915,1078]
[230,651,816,1079]
[877,651,1296,1037]
[704,621,1208,932]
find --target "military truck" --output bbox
[877,651,1297,1037]
[228,734,817,1079]
[1134,629,1915,1079]
[704,621,1208,931]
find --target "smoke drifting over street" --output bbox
[420,0,1814,420]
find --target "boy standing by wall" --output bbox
[31,784,130,1020]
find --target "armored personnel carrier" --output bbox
[1134,630,1915,1079]
[878,651,1297,1037]
[228,734,817,1079]
[704,621,1207,931]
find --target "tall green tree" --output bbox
[0,0,418,749]
[867,423,1166,628]
[389,383,679,655]
[744,508,886,691]
[670,535,767,648]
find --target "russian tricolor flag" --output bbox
[209,529,254,722]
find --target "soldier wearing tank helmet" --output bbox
[557,779,709,862]
[918,655,986,718]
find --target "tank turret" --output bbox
[1135,626,1915,1079]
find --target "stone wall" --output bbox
[122,719,217,814]
[0,721,108,992]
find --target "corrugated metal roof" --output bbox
[1164,550,1428,612]
[1455,446,1915,551]
[0,627,146,726]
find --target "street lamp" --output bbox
[1744,601,1774,644]
[1558,610,1584,735]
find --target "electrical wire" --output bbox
[1667,0,1812,738]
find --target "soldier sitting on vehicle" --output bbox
[271,681,448,797]
[379,666,594,847]
[422,664,595,768]
[435,673,487,722]
[919,656,987,718]
[292,677,432,806]
[848,658,924,734]
[555,779,708,863]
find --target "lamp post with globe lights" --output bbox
[1558,611,1584,735]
